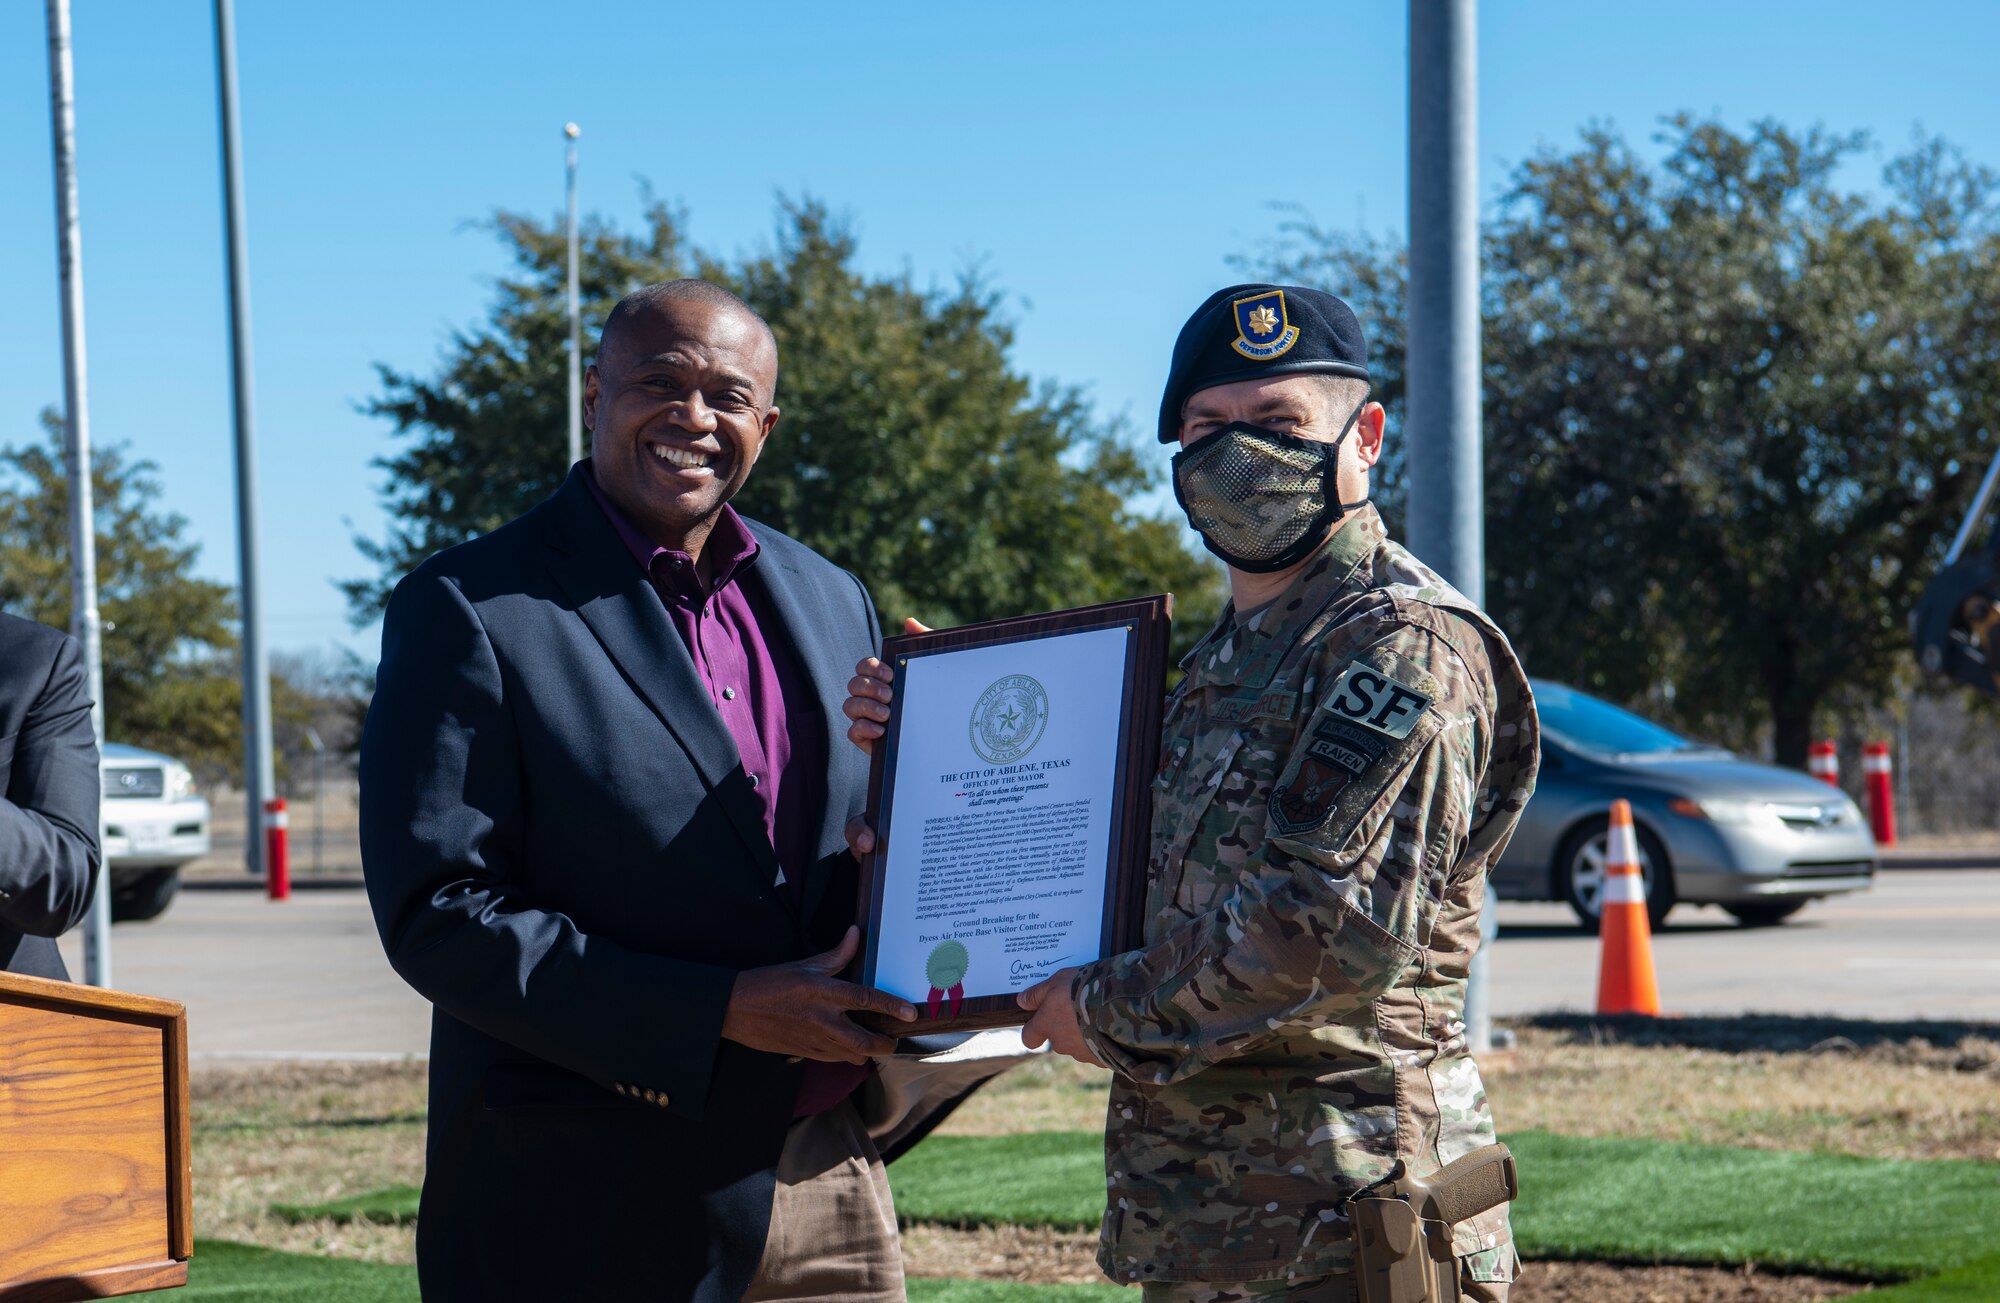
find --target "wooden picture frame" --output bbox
[852,594,1172,1034]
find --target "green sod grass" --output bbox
[1506,1131,2000,1280]
[893,1129,1110,1230]
[890,1130,2000,1282]
[272,1129,2000,1285]
[180,1241,415,1300]
[165,1239,2000,1301]
[907,1282,1124,1302]
[184,1242,1126,1302]
[1854,1257,2000,1300]
[271,1185,422,1227]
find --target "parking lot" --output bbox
[1490,869,1997,1021]
[55,867,1995,1059]
[60,886,431,1059]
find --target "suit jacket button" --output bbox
[657,1094,670,1108]
[644,1089,659,1103]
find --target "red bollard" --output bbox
[1808,740,1840,787]
[1863,741,1897,847]
[265,796,291,900]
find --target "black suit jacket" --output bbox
[359,470,879,1303]
[0,613,100,980]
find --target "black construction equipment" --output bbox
[1915,452,2000,700]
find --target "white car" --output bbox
[101,743,210,921]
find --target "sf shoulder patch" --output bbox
[1320,663,1433,739]
[1270,661,1436,836]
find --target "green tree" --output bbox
[270,647,372,796]
[0,414,243,776]
[1238,220,1413,537]
[1251,117,2000,766]
[347,199,1223,655]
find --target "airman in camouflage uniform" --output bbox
[1074,501,1537,1300]
[1048,284,1536,1302]
[846,283,1539,1303]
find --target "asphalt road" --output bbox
[58,870,1993,1058]
[59,887,432,1060]
[1490,870,1993,1021]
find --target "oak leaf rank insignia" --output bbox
[1230,289,1301,360]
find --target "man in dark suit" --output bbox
[0,612,100,979]
[361,280,920,1303]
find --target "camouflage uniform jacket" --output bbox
[1072,505,1540,1287]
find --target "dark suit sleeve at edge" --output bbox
[0,635,101,937]
[359,572,737,1119]
[802,568,883,945]
[849,568,883,658]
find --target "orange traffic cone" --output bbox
[1595,800,1661,1016]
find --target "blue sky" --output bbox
[3,1,1997,659]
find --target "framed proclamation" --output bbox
[853,595,1173,1034]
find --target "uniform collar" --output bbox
[1183,504,1386,689]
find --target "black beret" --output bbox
[1156,283,1371,442]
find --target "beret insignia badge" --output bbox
[1230,288,1300,360]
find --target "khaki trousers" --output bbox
[740,1099,903,1303]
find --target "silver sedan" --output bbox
[1492,681,1877,930]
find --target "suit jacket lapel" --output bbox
[542,474,786,894]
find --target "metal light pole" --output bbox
[305,727,325,873]
[1408,0,1497,1052]
[45,0,112,987]
[214,0,276,877]
[565,122,583,469]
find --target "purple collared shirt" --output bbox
[580,462,862,1115]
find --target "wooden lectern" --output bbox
[0,971,191,1300]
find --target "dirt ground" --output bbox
[940,1017,2000,1164]
[1500,1015,2000,1163]
[221,1212,1875,1301]
[1511,1261,1864,1302]
[190,1015,2000,1295]
[900,1227,1867,1299]
[193,1061,425,1262]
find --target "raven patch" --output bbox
[1304,718,1387,776]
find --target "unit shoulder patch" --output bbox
[1320,661,1434,738]
[1268,660,1439,837]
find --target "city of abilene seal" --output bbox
[925,940,970,1019]
[969,674,1050,765]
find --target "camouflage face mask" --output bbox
[1171,413,1367,574]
